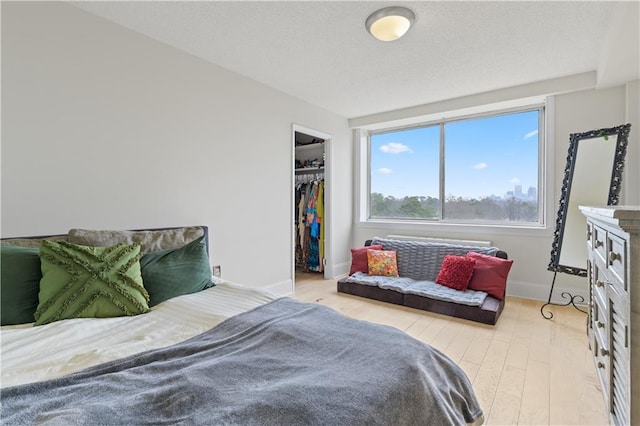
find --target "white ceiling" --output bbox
[70,1,634,119]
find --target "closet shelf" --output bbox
[295,142,324,152]
[295,167,324,174]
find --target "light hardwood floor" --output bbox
[293,272,609,426]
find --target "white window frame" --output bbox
[355,99,556,237]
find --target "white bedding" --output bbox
[0,281,277,388]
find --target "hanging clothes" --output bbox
[294,176,324,272]
[316,181,324,272]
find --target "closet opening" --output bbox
[292,125,331,287]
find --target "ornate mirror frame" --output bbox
[548,123,631,276]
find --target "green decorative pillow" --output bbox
[140,236,214,307]
[35,241,150,326]
[1,245,42,325]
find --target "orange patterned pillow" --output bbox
[367,250,399,277]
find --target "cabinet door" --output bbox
[587,258,594,342]
[607,231,627,293]
[607,284,630,426]
[593,224,608,263]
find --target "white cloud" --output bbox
[524,130,538,139]
[510,177,521,184]
[379,142,413,154]
[378,167,393,174]
[473,162,488,170]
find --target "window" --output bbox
[368,107,543,225]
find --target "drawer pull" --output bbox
[596,280,604,288]
[595,240,603,248]
[587,229,592,240]
[626,325,629,348]
[608,251,621,264]
[597,321,605,328]
[600,348,609,357]
[597,361,605,369]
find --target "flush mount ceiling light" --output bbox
[365,6,415,42]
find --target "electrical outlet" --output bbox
[212,265,222,277]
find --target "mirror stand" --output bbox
[541,124,630,320]
[540,272,587,319]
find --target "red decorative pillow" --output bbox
[349,245,383,275]
[435,255,476,291]
[466,251,513,300]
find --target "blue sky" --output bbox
[370,110,539,199]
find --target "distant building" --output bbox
[505,186,536,201]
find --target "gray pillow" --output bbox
[68,227,205,254]
[0,235,67,249]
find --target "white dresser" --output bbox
[580,206,639,426]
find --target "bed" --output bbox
[1,226,484,425]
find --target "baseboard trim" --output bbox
[264,279,294,297]
[330,261,350,280]
[507,279,588,304]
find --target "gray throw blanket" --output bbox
[371,238,498,281]
[1,298,482,425]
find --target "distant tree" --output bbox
[370,192,390,217]
[372,192,537,222]
[399,197,423,217]
[399,196,436,218]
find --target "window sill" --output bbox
[357,219,553,238]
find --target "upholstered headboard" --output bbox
[1,226,209,254]
[2,225,214,327]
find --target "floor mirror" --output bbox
[541,123,631,319]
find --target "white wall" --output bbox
[0,2,353,294]
[2,2,635,302]
[624,80,640,204]
[352,84,633,302]
[548,86,628,300]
